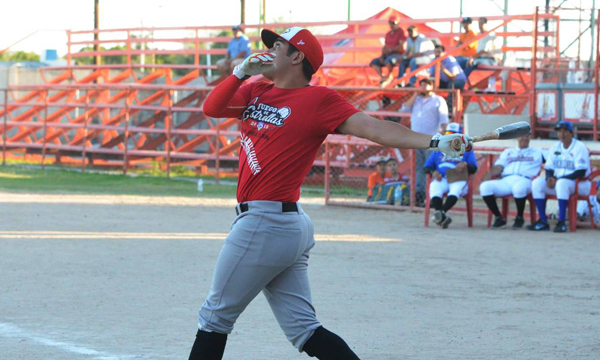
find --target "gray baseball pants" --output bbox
[198,201,321,351]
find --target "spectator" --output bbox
[464,17,502,77]
[455,17,478,70]
[384,157,402,183]
[425,122,478,228]
[528,121,591,233]
[430,44,466,110]
[370,16,407,87]
[367,157,388,200]
[216,25,252,76]
[400,78,449,206]
[479,135,545,229]
[576,182,600,224]
[397,26,435,87]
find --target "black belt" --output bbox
[235,202,298,215]
[503,174,532,179]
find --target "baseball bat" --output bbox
[452,121,531,150]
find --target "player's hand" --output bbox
[431,133,472,159]
[433,170,442,181]
[233,52,276,80]
[481,171,492,182]
[547,177,557,189]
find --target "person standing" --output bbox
[400,78,449,206]
[190,26,471,360]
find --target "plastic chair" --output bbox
[424,173,473,227]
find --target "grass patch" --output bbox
[0,165,237,198]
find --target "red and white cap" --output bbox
[261,27,324,74]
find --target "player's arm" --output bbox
[203,52,276,118]
[336,112,470,157]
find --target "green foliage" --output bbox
[0,165,237,198]
[0,50,40,62]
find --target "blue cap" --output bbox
[445,122,463,134]
[555,120,573,133]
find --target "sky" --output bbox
[0,0,597,59]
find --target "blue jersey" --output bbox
[424,150,478,177]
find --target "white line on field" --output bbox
[0,322,140,360]
[0,230,400,242]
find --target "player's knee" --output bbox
[479,181,493,196]
[531,177,546,198]
[302,326,360,360]
[512,185,529,199]
[555,179,574,200]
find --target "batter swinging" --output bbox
[188,27,472,360]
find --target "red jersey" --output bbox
[203,76,360,203]
[385,29,407,54]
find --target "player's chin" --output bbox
[263,70,275,80]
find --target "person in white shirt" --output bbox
[397,26,435,86]
[479,135,545,229]
[464,18,502,77]
[528,121,591,233]
[401,78,449,205]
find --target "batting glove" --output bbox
[430,133,473,159]
[233,52,276,80]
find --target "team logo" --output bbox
[242,100,292,130]
[297,40,305,45]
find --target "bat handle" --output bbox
[451,136,472,152]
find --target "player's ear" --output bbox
[292,51,305,65]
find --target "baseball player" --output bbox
[189,27,471,360]
[479,135,545,229]
[528,121,591,233]
[576,182,600,224]
[424,122,478,228]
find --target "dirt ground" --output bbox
[0,192,599,360]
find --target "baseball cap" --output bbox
[389,16,398,24]
[232,25,242,31]
[376,156,387,165]
[461,17,473,23]
[555,120,574,132]
[407,25,416,31]
[261,27,324,74]
[445,122,463,134]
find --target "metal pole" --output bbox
[123,89,130,175]
[594,9,600,141]
[240,0,245,24]
[263,0,266,23]
[459,0,463,17]
[324,141,330,204]
[591,0,596,66]
[166,89,173,177]
[503,0,509,64]
[531,7,540,138]
[2,89,7,165]
[215,117,220,185]
[81,89,89,170]
[347,0,351,21]
[41,89,49,168]
[410,149,416,211]
[94,0,100,66]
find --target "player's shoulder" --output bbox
[571,139,589,152]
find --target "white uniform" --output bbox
[532,139,591,200]
[577,195,600,223]
[479,147,545,198]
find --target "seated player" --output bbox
[367,157,388,201]
[479,135,545,229]
[576,182,600,224]
[424,122,478,228]
[528,121,591,233]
